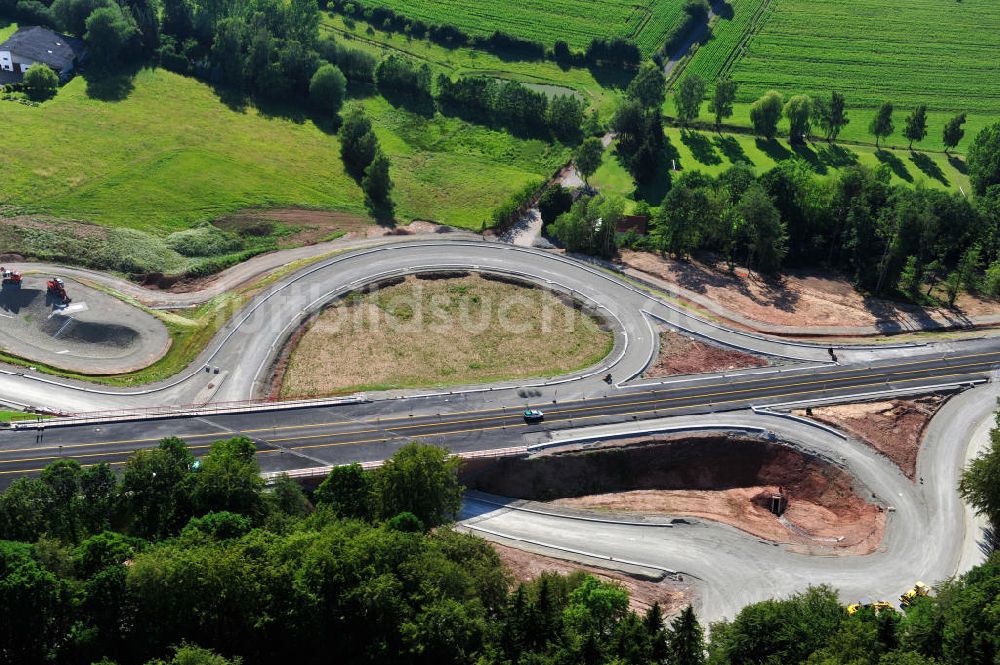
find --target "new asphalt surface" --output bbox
[1,343,996,483]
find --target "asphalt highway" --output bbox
[1,344,996,484]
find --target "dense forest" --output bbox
[1,433,999,665]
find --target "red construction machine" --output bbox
[1,267,22,287]
[47,277,72,304]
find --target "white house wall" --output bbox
[0,50,12,72]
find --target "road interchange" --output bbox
[0,236,997,620]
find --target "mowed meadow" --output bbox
[345,0,690,55]
[0,68,565,232]
[678,0,999,150]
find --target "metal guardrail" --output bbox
[528,423,769,452]
[8,393,370,430]
[757,379,985,411]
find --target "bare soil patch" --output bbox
[212,207,378,247]
[278,274,613,398]
[468,437,884,554]
[492,543,691,614]
[645,330,768,377]
[795,396,946,480]
[619,250,1000,330]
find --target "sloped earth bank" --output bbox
[644,330,769,377]
[492,543,692,615]
[465,437,885,555]
[795,396,947,480]
[618,250,1000,331]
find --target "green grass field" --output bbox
[680,0,1000,151]
[346,0,688,55]
[0,67,565,233]
[593,127,970,205]
[323,14,624,116]
[0,20,17,42]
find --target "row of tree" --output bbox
[339,104,394,216]
[326,0,642,68]
[673,73,972,154]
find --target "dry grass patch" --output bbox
[279,274,613,397]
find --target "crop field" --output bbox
[682,0,767,83]
[719,0,1000,113]
[347,0,688,55]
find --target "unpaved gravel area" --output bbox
[796,396,946,480]
[492,542,691,614]
[0,276,170,374]
[471,437,884,555]
[619,250,1000,330]
[644,330,768,377]
[279,274,612,398]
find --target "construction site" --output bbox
[0,268,170,375]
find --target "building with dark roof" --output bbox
[0,26,86,83]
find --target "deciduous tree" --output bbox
[314,463,373,520]
[869,101,895,149]
[675,73,706,126]
[22,63,59,101]
[574,136,604,184]
[750,90,783,139]
[362,150,394,215]
[903,105,928,150]
[943,113,967,154]
[626,61,666,109]
[783,94,812,143]
[814,91,849,141]
[968,122,1000,195]
[309,63,347,119]
[708,78,736,130]
[373,442,462,527]
[339,105,378,179]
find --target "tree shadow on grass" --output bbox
[680,130,722,166]
[379,87,436,118]
[662,135,683,173]
[587,62,636,90]
[714,135,753,165]
[816,143,858,169]
[755,138,791,162]
[635,166,672,206]
[948,155,968,175]
[790,141,827,175]
[83,66,138,102]
[910,152,949,185]
[875,149,913,182]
